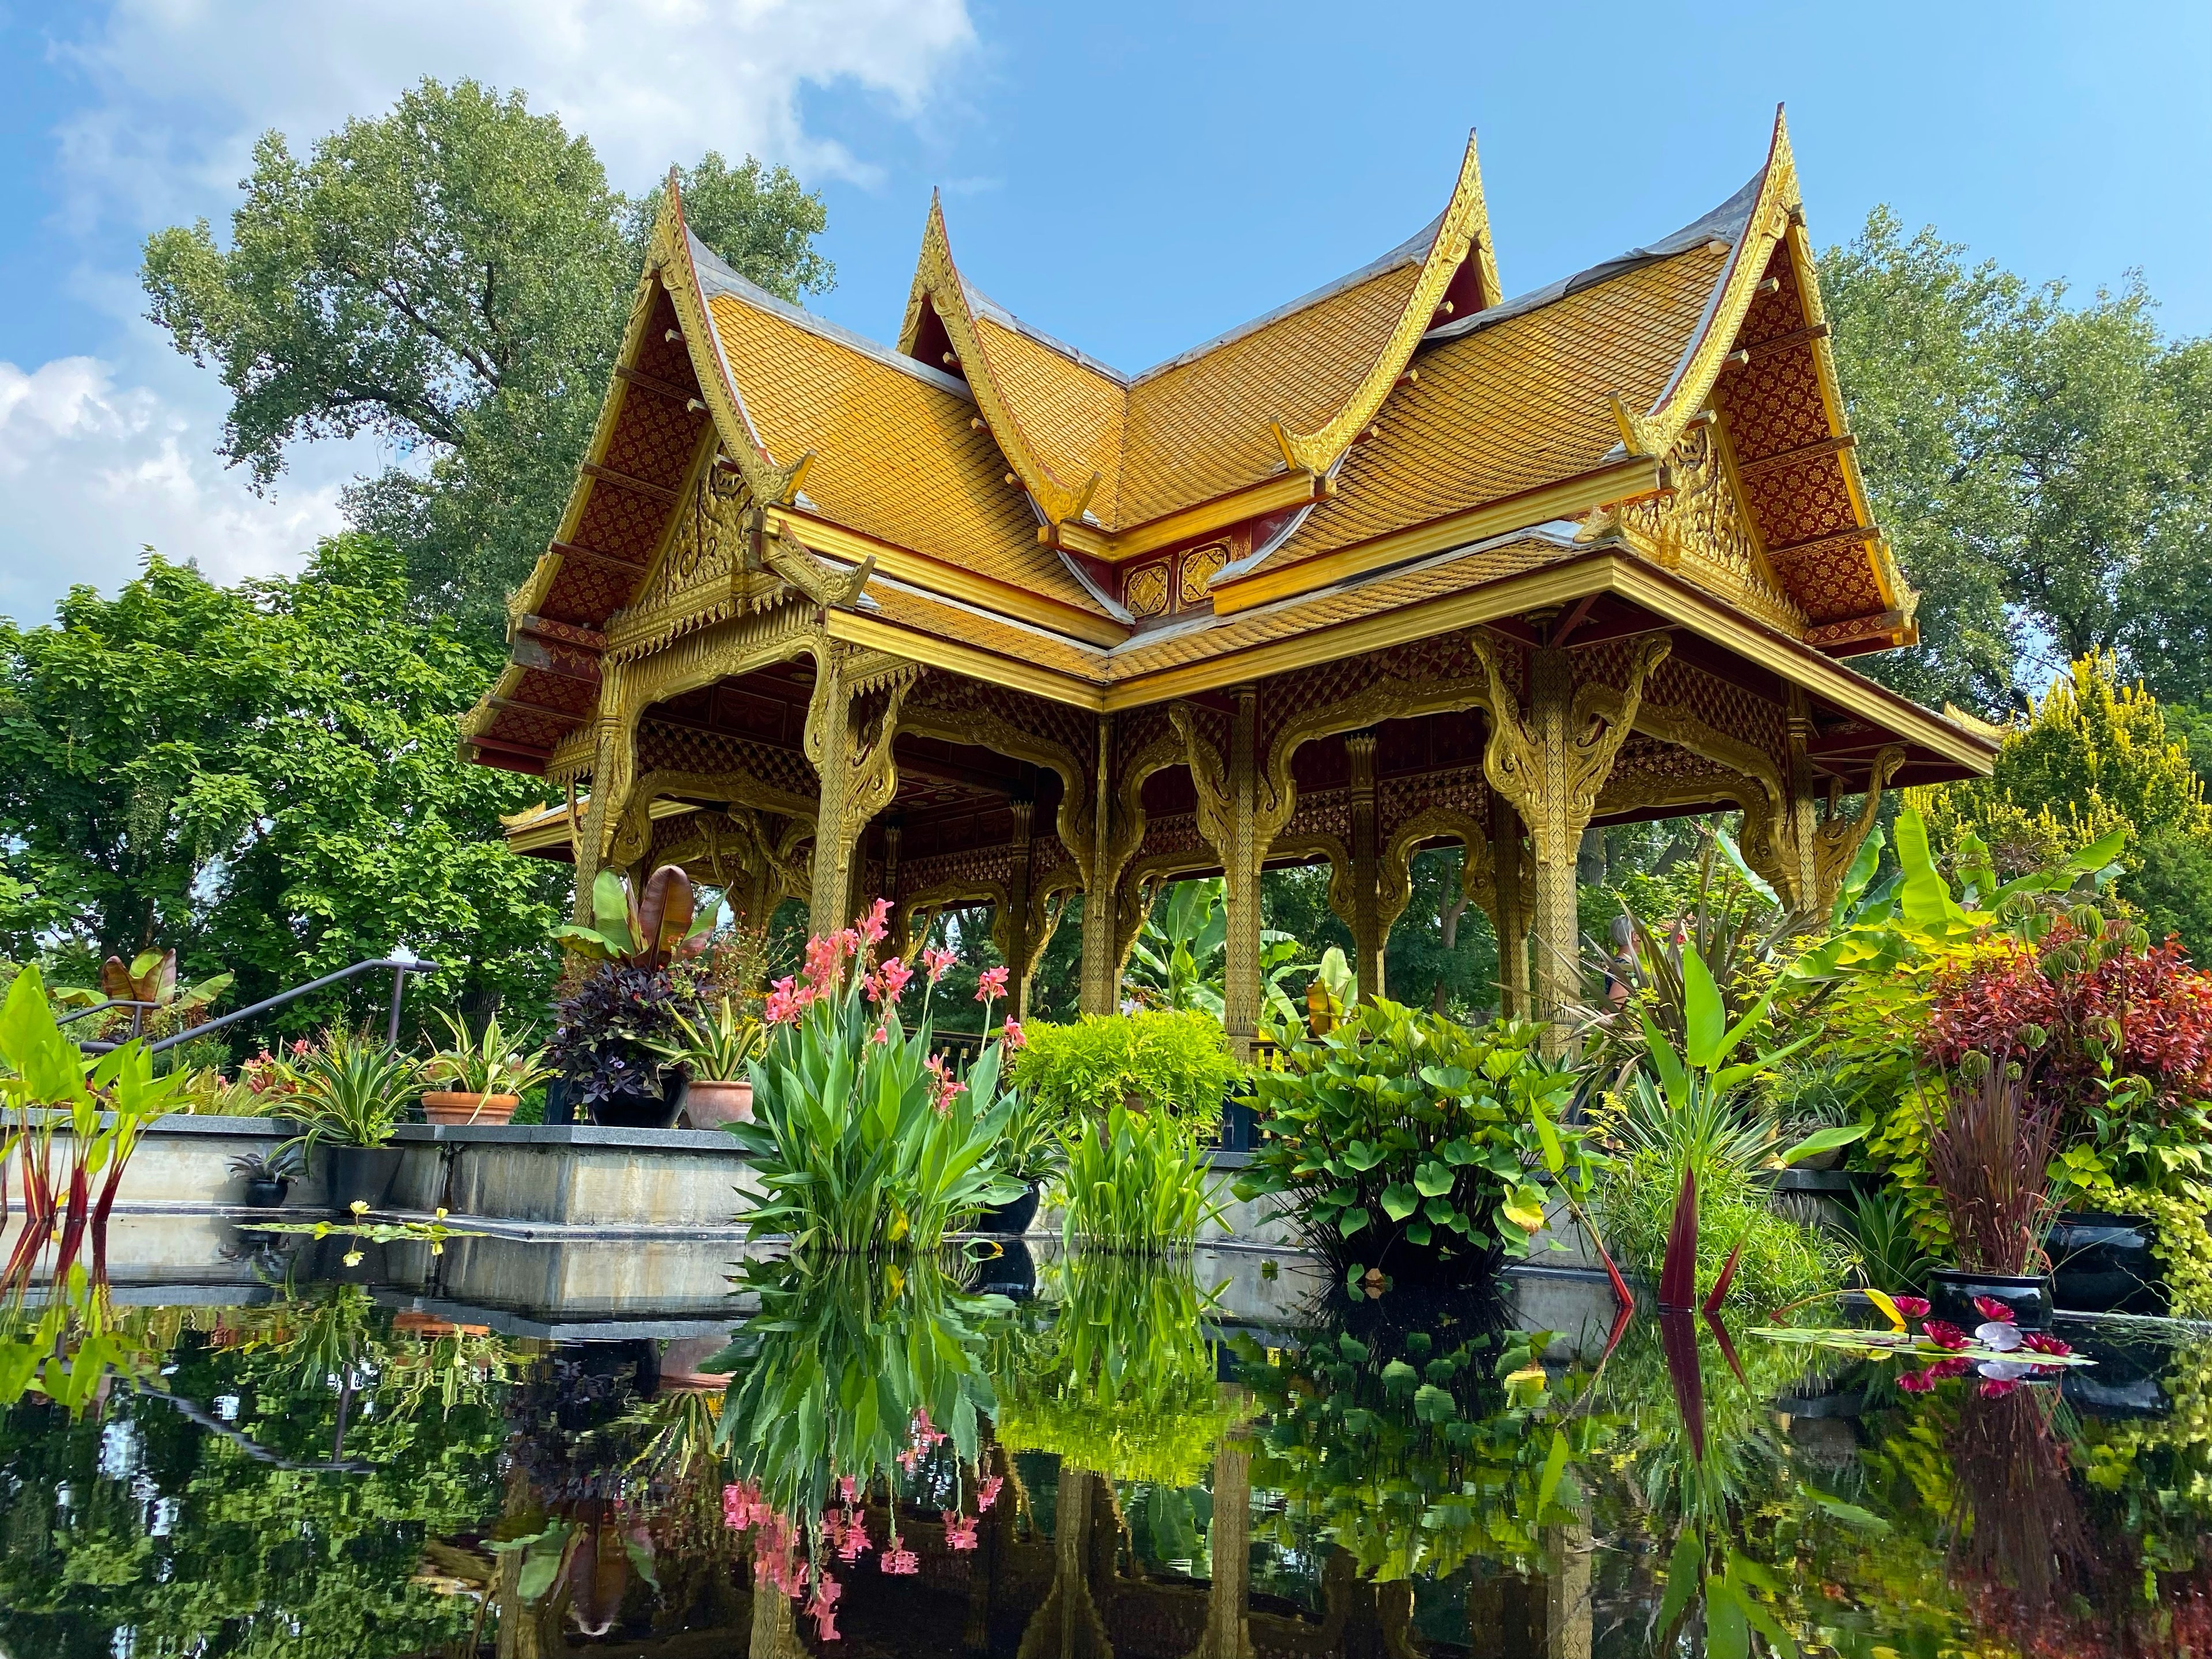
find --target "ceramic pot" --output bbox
[241,1177,289,1209]
[421,1090,520,1126]
[323,1144,404,1211]
[679,1078,753,1128]
[588,1086,683,1130]
[977,1181,1041,1237]
[1929,1267,2051,1330]
[2047,1211,2165,1316]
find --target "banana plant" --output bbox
[554,865,717,971]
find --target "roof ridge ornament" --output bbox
[646,167,812,509]
[1609,106,1801,461]
[1268,128,1499,478]
[895,191,1103,528]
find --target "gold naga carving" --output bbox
[993,872,1081,988]
[615,599,817,719]
[653,806,812,931]
[1272,129,1498,476]
[608,768,817,876]
[1467,633,1673,846]
[1111,848,1219,984]
[1584,686,1794,882]
[806,659,915,828]
[899,700,1096,891]
[1812,745,1906,908]
[1375,808,1492,936]
[1271,833,1357,929]
[1578,423,1803,635]
[897,878,1008,963]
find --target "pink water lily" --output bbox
[1891,1296,1930,1319]
[1921,1319,1971,1351]
[1971,1295,2017,1324]
[2021,1331,2073,1357]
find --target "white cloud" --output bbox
[12,0,976,613]
[55,0,978,230]
[0,354,346,626]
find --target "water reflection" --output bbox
[4,1255,2211,1654]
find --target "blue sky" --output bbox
[3,1,2207,622]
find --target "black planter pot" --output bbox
[323,1145,405,1211]
[588,1088,683,1130]
[241,1177,289,1209]
[1929,1267,2051,1330]
[2047,1211,2166,1316]
[968,1238,1037,1300]
[976,1182,1042,1237]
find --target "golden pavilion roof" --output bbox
[465,109,1979,783]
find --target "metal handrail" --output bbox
[76,956,441,1055]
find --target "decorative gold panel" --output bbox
[1125,563,1170,618]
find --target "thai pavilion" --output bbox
[467,109,1995,1053]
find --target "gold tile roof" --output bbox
[700,285,1103,613]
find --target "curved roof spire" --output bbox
[1267,129,1501,476]
[895,193,1103,527]
[1609,105,1801,460]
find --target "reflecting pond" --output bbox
[5,1249,2210,1657]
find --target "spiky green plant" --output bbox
[1058,1103,1220,1253]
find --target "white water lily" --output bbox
[1975,1320,2022,1351]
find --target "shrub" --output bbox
[1058,1103,1219,1252]
[1013,1010,1238,1134]
[546,962,696,1111]
[1594,1145,1853,1311]
[1234,1002,1599,1282]
[729,907,1025,1254]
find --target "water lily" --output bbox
[1921,1319,1971,1351]
[1975,1320,2023,1352]
[1891,1296,1930,1319]
[1976,1358,2035,1381]
[1971,1294,2017,1324]
[2021,1331,2073,1357]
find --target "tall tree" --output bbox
[1822,210,2212,715]
[143,79,832,646]
[0,540,569,1031]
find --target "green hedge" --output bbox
[1012,1010,1238,1133]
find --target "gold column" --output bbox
[1078,714,1121,1016]
[1472,632,1669,1048]
[1183,1429,1252,1659]
[570,664,632,922]
[1221,688,1263,1058]
[801,643,908,941]
[1344,730,1383,1004]
[1545,1519,1594,1659]
[1785,689,1820,909]
[1485,793,1532,1019]
[1002,798,1035,1020]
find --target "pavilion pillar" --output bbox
[1220,687,1265,1058]
[1484,794,1533,1019]
[1079,714,1123,1016]
[1473,632,1669,1051]
[1001,798,1035,1020]
[1785,690,1821,910]
[1344,730,1384,1004]
[571,671,634,922]
[1184,1424,1253,1659]
[802,643,909,942]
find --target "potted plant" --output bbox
[420,1010,551,1126]
[656,997,764,1128]
[977,1088,1065,1236]
[283,1027,421,1211]
[547,866,714,1128]
[1923,1054,2062,1327]
[228,1144,303,1208]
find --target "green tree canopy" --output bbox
[1823,208,2212,715]
[1914,652,2212,957]
[143,78,832,645]
[0,540,567,1032]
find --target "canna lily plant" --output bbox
[729,903,1027,1254]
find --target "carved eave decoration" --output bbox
[1271,129,1501,478]
[896,194,1103,529]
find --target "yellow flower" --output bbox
[343,1250,364,1267]
[434,1207,448,1220]
[349,1199,369,1216]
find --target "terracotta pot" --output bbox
[679,1078,753,1128]
[421,1090,520,1126]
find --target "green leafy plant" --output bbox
[649,994,763,1082]
[1013,1010,1240,1134]
[1058,1103,1221,1252]
[994,1088,1068,1188]
[995,1255,1239,1486]
[554,865,717,969]
[421,1009,551,1106]
[1834,1185,1940,1294]
[1235,1002,1598,1281]
[1124,877,1311,1022]
[729,911,1024,1253]
[283,1027,419,1150]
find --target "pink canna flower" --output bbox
[764,977,801,1025]
[870,1022,890,1046]
[1000,1018,1025,1051]
[839,1476,860,1505]
[1971,1296,2017,1324]
[859,897,892,946]
[722,1481,768,1531]
[923,946,958,986]
[881,1538,919,1575]
[835,1506,869,1562]
[977,1474,1003,1512]
[975,965,1009,1002]
[943,1510,979,1551]
[877,953,914,1003]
